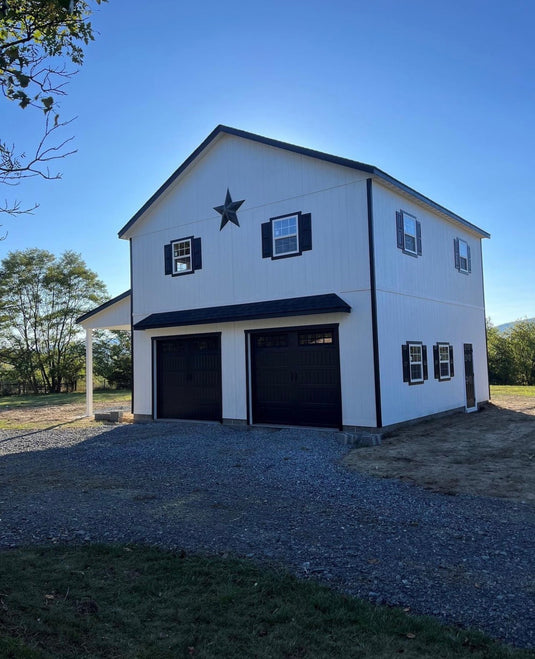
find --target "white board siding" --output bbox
[129,136,370,321]
[132,291,376,427]
[376,291,488,426]
[371,182,485,310]
[370,182,488,426]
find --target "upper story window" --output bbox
[273,214,299,256]
[261,211,312,260]
[164,236,202,276]
[454,238,471,274]
[396,211,422,257]
[402,341,428,385]
[172,239,192,273]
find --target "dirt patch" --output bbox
[343,395,535,504]
[0,400,133,429]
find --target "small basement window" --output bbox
[172,239,192,273]
[273,214,299,256]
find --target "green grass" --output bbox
[0,389,131,410]
[490,385,535,398]
[0,545,529,659]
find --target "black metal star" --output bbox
[214,188,245,230]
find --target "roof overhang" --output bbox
[133,293,351,330]
[77,290,131,330]
[118,125,490,241]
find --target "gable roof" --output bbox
[118,125,490,239]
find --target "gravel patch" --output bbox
[0,423,533,648]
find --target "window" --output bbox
[273,214,298,256]
[164,236,202,276]
[396,211,422,256]
[298,331,333,345]
[454,238,471,273]
[433,342,454,380]
[402,341,428,384]
[261,212,312,259]
[172,239,192,273]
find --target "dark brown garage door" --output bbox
[251,326,342,428]
[156,335,222,421]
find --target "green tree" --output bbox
[93,330,132,389]
[486,318,516,385]
[0,0,105,218]
[508,319,535,386]
[0,248,106,393]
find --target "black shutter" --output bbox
[396,211,404,249]
[433,345,439,379]
[299,213,312,252]
[467,245,472,273]
[416,221,422,255]
[261,222,272,258]
[402,344,410,382]
[454,238,460,270]
[422,345,428,380]
[449,345,454,377]
[192,237,202,270]
[164,243,172,275]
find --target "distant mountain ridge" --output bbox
[497,318,535,332]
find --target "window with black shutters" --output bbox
[454,238,471,274]
[261,211,312,259]
[402,341,428,385]
[396,210,422,257]
[164,236,202,276]
[433,342,454,380]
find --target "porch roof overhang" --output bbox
[76,290,131,330]
[133,293,351,330]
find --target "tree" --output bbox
[486,318,516,385]
[93,330,132,389]
[0,248,106,393]
[0,0,105,220]
[508,319,535,386]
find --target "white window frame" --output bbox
[403,212,417,255]
[272,214,299,257]
[172,238,192,274]
[408,342,424,384]
[437,342,451,380]
[458,239,469,273]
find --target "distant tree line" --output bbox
[487,318,535,385]
[0,248,130,395]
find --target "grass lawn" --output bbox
[0,390,132,430]
[0,545,529,659]
[490,385,535,398]
[0,390,131,410]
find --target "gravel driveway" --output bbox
[0,423,533,649]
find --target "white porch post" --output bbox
[85,328,93,417]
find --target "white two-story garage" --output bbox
[78,125,490,430]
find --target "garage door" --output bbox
[156,335,222,421]
[251,326,342,428]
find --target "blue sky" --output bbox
[1,0,533,325]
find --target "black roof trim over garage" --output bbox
[134,294,351,330]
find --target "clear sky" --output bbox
[1,0,533,325]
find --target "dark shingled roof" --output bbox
[133,294,351,330]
